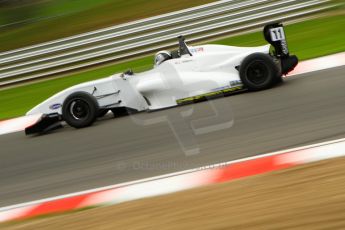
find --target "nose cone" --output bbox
[26,105,42,116]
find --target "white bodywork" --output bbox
[27,44,270,116]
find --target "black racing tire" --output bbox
[62,92,99,128]
[239,53,281,91]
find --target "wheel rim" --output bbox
[246,61,269,85]
[69,99,90,120]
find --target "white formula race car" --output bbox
[25,23,298,135]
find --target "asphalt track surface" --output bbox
[1,66,345,207]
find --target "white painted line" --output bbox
[2,136,345,212]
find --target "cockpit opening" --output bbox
[153,36,192,67]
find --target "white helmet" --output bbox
[154,50,172,66]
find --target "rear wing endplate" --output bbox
[264,23,290,58]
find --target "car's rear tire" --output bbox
[62,92,99,128]
[239,53,281,91]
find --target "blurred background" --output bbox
[0,0,214,51]
[0,0,342,50]
[0,0,344,121]
[1,1,345,229]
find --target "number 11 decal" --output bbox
[270,27,286,41]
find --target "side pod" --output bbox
[25,113,63,135]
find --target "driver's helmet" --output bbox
[154,50,172,67]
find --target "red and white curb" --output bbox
[1,137,345,222]
[1,52,344,136]
[288,52,345,76]
[0,114,41,136]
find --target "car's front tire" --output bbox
[62,92,99,128]
[239,53,281,91]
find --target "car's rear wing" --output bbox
[264,23,290,58]
[264,23,298,74]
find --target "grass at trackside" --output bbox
[0,0,214,51]
[0,13,345,120]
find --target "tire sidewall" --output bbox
[62,92,99,128]
[240,53,280,91]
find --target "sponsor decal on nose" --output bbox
[49,103,62,110]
